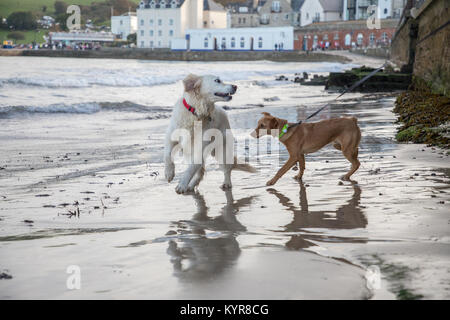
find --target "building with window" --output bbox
[342,0,405,20]
[227,0,404,30]
[294,0,343,27]
[351,0,392,20]
[175,26,293,51]
[203,0,228,28]
[228,0,296,28]
[258,0,296,27]
[111,12,138,40]
[228,0,260,28]
[136,0,227,48]
[293,18,397,50]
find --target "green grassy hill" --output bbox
[0,0,140,17]
[0,0,244,17]
[0,0,141,44]
[0,29,47,45]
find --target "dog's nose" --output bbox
[232,85,237,93]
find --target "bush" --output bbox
[7,11,37,30]
[7,31,25,40]
[54,1,68,15]
[80,0,137,25]
[55,13,70,31]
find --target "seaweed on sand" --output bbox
[393,78,450,148]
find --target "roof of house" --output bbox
[140,0,186,9]
[318,0,343,12]
[204,0,226,11]
[140,0,225,10]
[226,0,259,13]
[119,11,137,16]
[291,0,305,11]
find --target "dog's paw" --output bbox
[165,165,175,183]
[175,183,195,194]
[266,179,276,186]
[340,175,351,181]
[175,183,188,194]
[221,183,232,190]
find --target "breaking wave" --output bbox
[0,62,355,89]
[0,101,172,117]
[0,76,180,88]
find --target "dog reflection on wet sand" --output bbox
[267,181,367,250]
[167,190,255,281]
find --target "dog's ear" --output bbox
[270,117,279,128]
[183,74,202,92]
[262,112,272,117]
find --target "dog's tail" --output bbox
[233,156,257,173]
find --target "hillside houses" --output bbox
[129,0,404,49]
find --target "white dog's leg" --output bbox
[164,132,177,182]
[220,164,233,190]
[187,166,205,191]
[220,121,233,190]
[176,164,202,194]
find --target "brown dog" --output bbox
[251,112,361,185]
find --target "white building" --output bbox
[111,12,138,40]
[203,0,228,28]
[174,26,294,51]
[342,0,395,20]
[136,0,227,48]
[297,0,343,26]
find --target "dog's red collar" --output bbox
[183,98,197,116]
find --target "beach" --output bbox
[0,54,449,299]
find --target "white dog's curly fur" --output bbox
[164,74,255,194]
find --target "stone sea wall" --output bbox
[0,48,351,63]
[390,0,449,96]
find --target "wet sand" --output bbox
[0,55,449,299]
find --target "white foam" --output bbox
[0,62,356,89]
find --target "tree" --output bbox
[7,31,25,40]
[54,1,68,15]
[7,11,37,30]
[127,32,136,44]
[112,0,137,14]
[55,13,70,31]
[0,16,6,30]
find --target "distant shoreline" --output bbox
[0,48,351,63]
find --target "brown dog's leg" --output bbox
[267,157,297,186]
[342,147,360,180]
[294,154,305,180]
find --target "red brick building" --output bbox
[294,19,398,50]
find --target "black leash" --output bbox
[289,62,388,129]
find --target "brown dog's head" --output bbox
[250,112,280,138]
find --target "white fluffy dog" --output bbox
[164,74,255,194]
